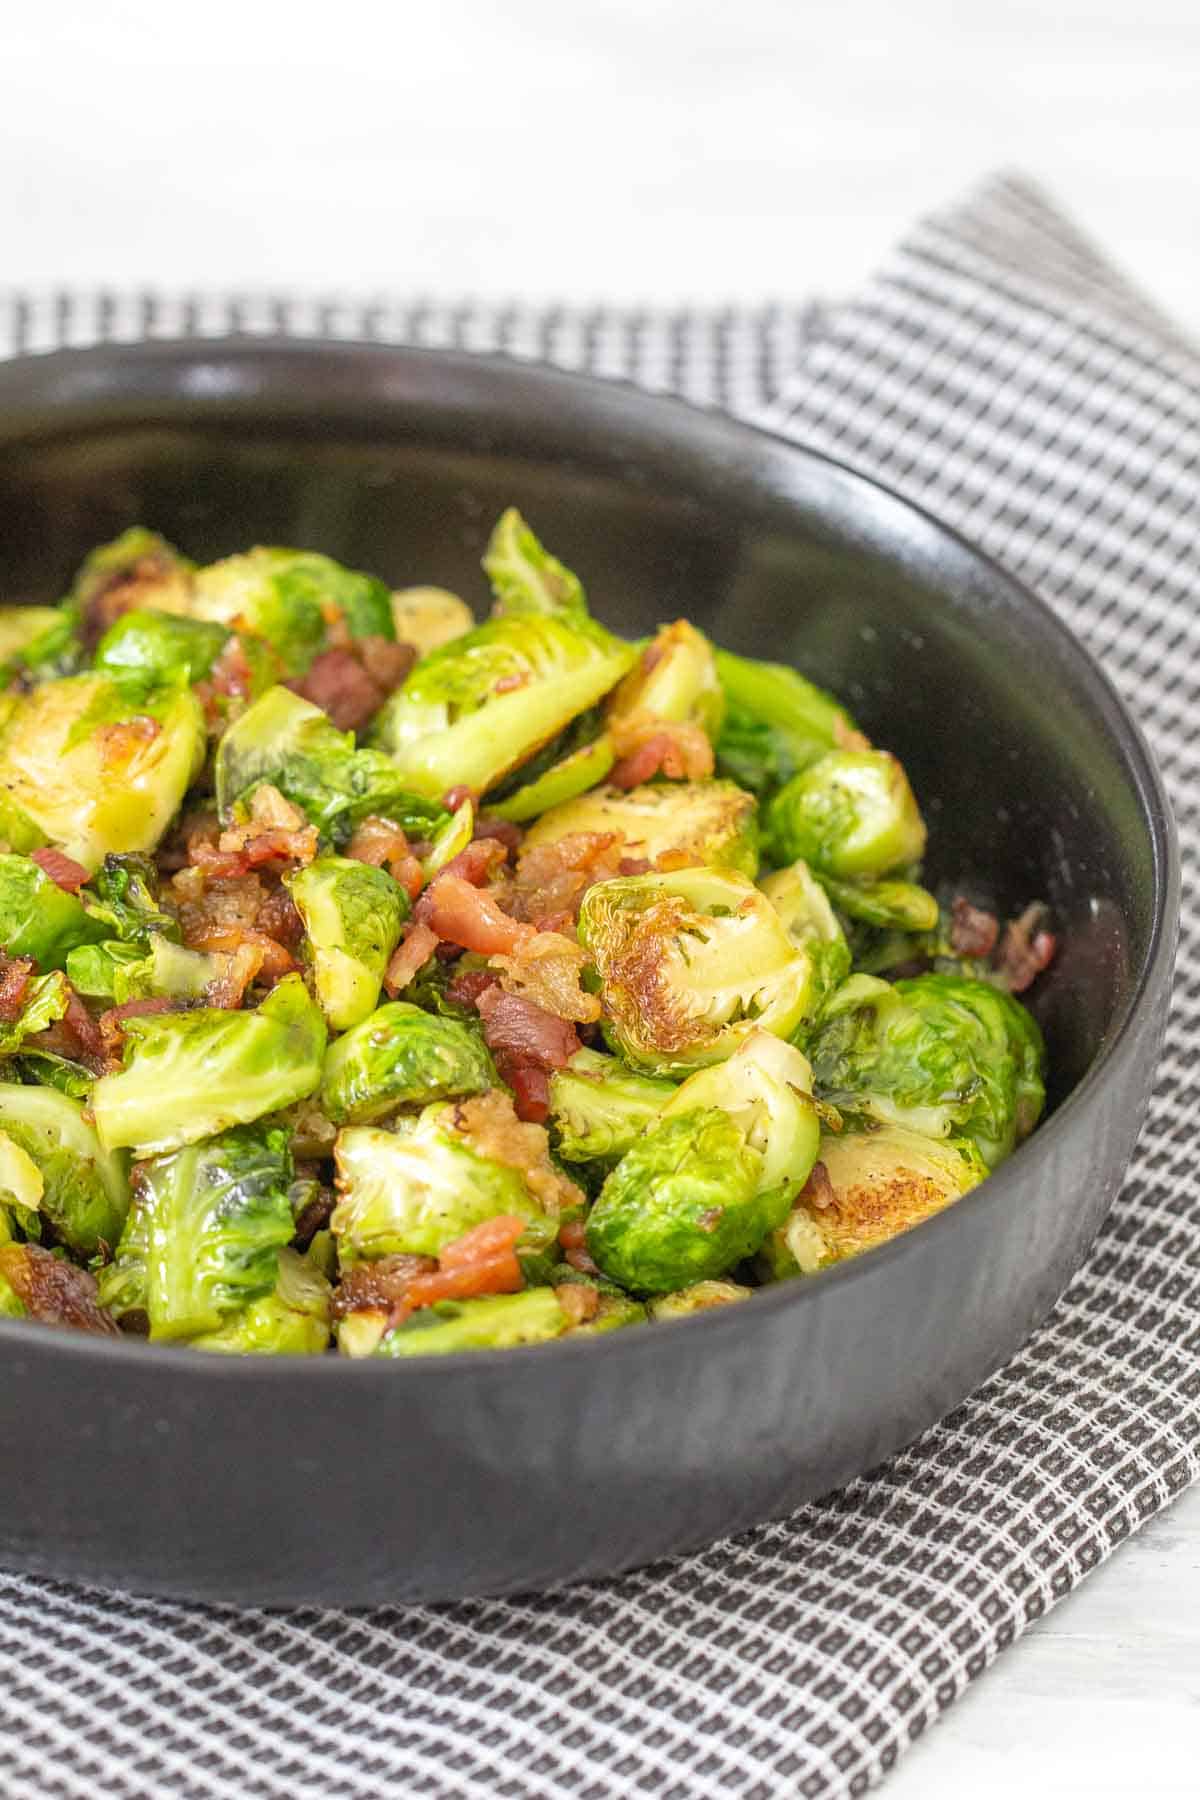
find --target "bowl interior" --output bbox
[0,342,1169,1117]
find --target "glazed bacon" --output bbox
[29,848,90,894]
[344,816,424,900]
[416,873,532,957]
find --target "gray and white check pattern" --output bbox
[0,174,1196,1800]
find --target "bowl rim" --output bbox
[0,336,1180,1381]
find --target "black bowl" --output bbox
[0,341,1177,1607]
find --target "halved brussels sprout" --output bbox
[766,750,926,882]
[759,1123,988,1277]
[482,507,589,624]
[321,1002,496,1125]
[288,855,407,1031]
[332,1103,558,1263]
[577,867,814,1075]
[191,547,395,675]
[80,852,179,946]
[0,674,206,871]
[98,1123,294,1340]
[189,1246,332,1355]
[714,648,860,800]
[420,798,475,881]
[215,685,447,845]
[66,934,220,1006]
[816,873,939,933]
[92,609,232,689]
[0,1131,44,1219]
[758,858,852,1017]
[523,779,759,878]
[92,973,327,1156]
[484,732,615,825]
[72,527,195,621]
[658,1030,820,1200]
[0,1083,130,1256]
[376,1288,569,1357]
[0,853,107,969]
[548,1047,677,1168]
[391,587,475,657]
[607,619,725,744]
[807,972,1046,1169]
[648,1280,754,1320]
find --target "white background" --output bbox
[4,1,1199,1790]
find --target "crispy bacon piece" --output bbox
[192,784,318,876]
[995,904,1058,994]
[291,1183,336,1247]
[475,987,581,1121]
[79,549,186,650]
[555,1283,600,1326]
[0,1243,120,1336]
[383,922,439,996]
[254,887,305,949]
[289,638,416,733]
[559,1218,601,1276]
[62,988,105,1067]
[0,955,34,1022]
[949,896,1000,959]
[439,840,511,887]
[416,873,533,956]
[399,1215,527,1316]
[500,831,625,927]
[609,722,714,789]
[203,942,266,1010]
[490,932,601,1025]
[798,1160,836,1211]
[29,848,90,894]
[505,1062,552,1123]
[331,1254,439,1321]
[473,816,524,856]
[344,816,424,900]
[171,866,303,976]
[449,1091,583,1215]
[187,928,296,982]
[443,785,475,813]
[445,967,499,1010]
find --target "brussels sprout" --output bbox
[0,971,70,1052]
[288,856,407,1031]
[485,733,616,824]
[376,1288,569,1357]
[72,527,195,620]
[66,935,220,1006]
[648,1280,754,1320]
[0,1264,22,1317]
[215,686,447,846]
[607,619,725,744]
[766,750,926,882]
[658,1030,820,1200]
[550,1271,648,1334]
[577,867,814,1075]
[371,516,635,801]
[548,1048,677,1167]
[0,1082,130,1255]
[189,1247,332,1355]
[92,608,232,689]
[0,1131,45,1242]
[81,852,180,946]
[0,853,107,969]
[391,587,475,657]
[817,873,939,933]
[0,674,206,871]
[92,973,327,1156]
[524,779,759,878]
[758,1123,988,1277]
[758,859,852,1016]
[99,1124,295,1340]
[191,547,395,675]
[714,648,860,799]
[14,1052,93,1099]
[807,972,1046,1170]
[332,1105,558,1263]
[0,607,71,686]
[321,1002,496,1124]
[482,507,589,623]
[421,797,475,881]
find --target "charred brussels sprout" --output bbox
[523,779,759,878]
[0,853,107,968]
[714,648,860,800]
[578,867,814,1074]
[332,1102,560,1263]
[648,1279,754,1320]
[288,856,407,1031]
[0,1083,129,1256]
[391,587,475,656]
[758,859,852,1017]
[376,1288,569,1356]
[807,972,1046,1170]
[81,852,179,945]
[215,685,447,846]
[189,1246,332,1355]
[92,974,327,1156]
[548,1047,677,1168]
[92,608,233,689]
[766,750,926,882]
[0,674,206,871]
[321,1002,496,1124]
[191,547,395,675]
[586,1032,818,1293]
[99,1124,295,1340]
[759,1124,987,1277]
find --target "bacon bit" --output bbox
[172,866,263,944]
[187,927,296,982]
[560,1218,601,1276]
[361,635,417,693]
[949,896,1000,959]
[445,967,500,1010]
[995,903,1058,994]
[211,635,256,700]
[438,839,511,887]
[62,988,106,1067]
[654,848,703,872]
[448,1092,583,1214]
[799,1160,836,1211]
[556,1283,600,1326]
[204,941,266,1009]
[291,1184,336,1247]
[383,922,439,995]
[97,715,161,767]
[29,848,90,894]
[80,552,188,650]
[400,1215,527,1315]
[0,955,34,1022]
[332,1254,439,1321]
[610,723,714,789]
[289,643,410,734]
[617,856,652,877]
[0,1243,120,1336]
[473,816,524,856]
[475,987,581,1120]
[443,786,476,813]
[492,672,529,695]
[344,816,423,899]
[416,873,534,956]
[501,831,625,926]
[832,715,872,753]
[490,931,601,1025]
[98,995,179,1062]
[255,887,305,948]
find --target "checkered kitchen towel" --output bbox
[1,174,1196,1799]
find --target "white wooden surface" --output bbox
[3,3,1198,1788]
